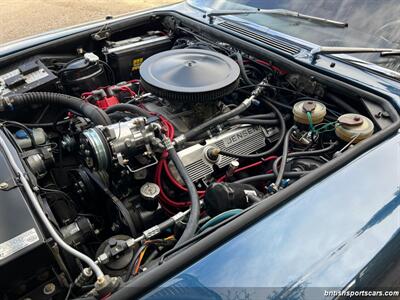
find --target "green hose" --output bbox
[199,209,243,232]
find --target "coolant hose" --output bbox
[174,95,254,145]
[5,92,111,126]
[105,103,152,118]
[199,209,243,232]
[164,136,200,247]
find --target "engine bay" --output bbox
[0,14,395,299]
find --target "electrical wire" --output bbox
[134,247,148,275]
[0,120,38,147]
[216,155,277,182]
[124,244,147,282]
[99,60,116,85]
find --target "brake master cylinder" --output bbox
[293,100,327,125]
[335,113,374,143]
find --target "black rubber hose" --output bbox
[227,113,290,126]
[245,112,276,119]
[272,142,338,177]
[219,98,286,159]
[274,126,296,188]
[233,52,254,86]
[177,98,253,143]
[105,103,152,118]
[234,171,307,184]
[226,118,280,126]
[8,92,111,126]
[326,93,359,114]
[14,120,71,127]
[166,141,200,248]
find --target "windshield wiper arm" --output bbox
[206,8,348,28]
[311,46,400,59]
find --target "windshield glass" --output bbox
[188,0,400,72]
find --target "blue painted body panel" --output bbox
[145,133,400,299]
[137,7,400,298]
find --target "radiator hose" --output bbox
[1,92,112,126]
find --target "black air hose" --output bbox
[175,99,253,145]
[226,118,280,126]
[272,142,339,177]
[326,93,359,114]
[174,78,269,145]
[164,136,200,248]
[219,98,287,159]
[5,92,111,126]
[234,171,307,184]
[274,126,296,188]
[233,52,254,86]
[245,112,276,119]
[105,103,152,118]
[226,114,289,126]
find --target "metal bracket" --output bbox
[91,24,111,41]
[0,176,19,191]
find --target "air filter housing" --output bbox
[139,49,240,102]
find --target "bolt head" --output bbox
[108,238,117,247]
[43,283,56,295]
[96,276,106,286]
[0,182,9,190]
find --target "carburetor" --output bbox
[79,116,162,172]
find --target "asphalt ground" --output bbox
[0,0,177,44]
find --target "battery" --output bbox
[103,31,172,82]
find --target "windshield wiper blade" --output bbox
[311,46,400,58]
[206,8,348,28]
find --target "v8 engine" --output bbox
[0,20,386,300]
